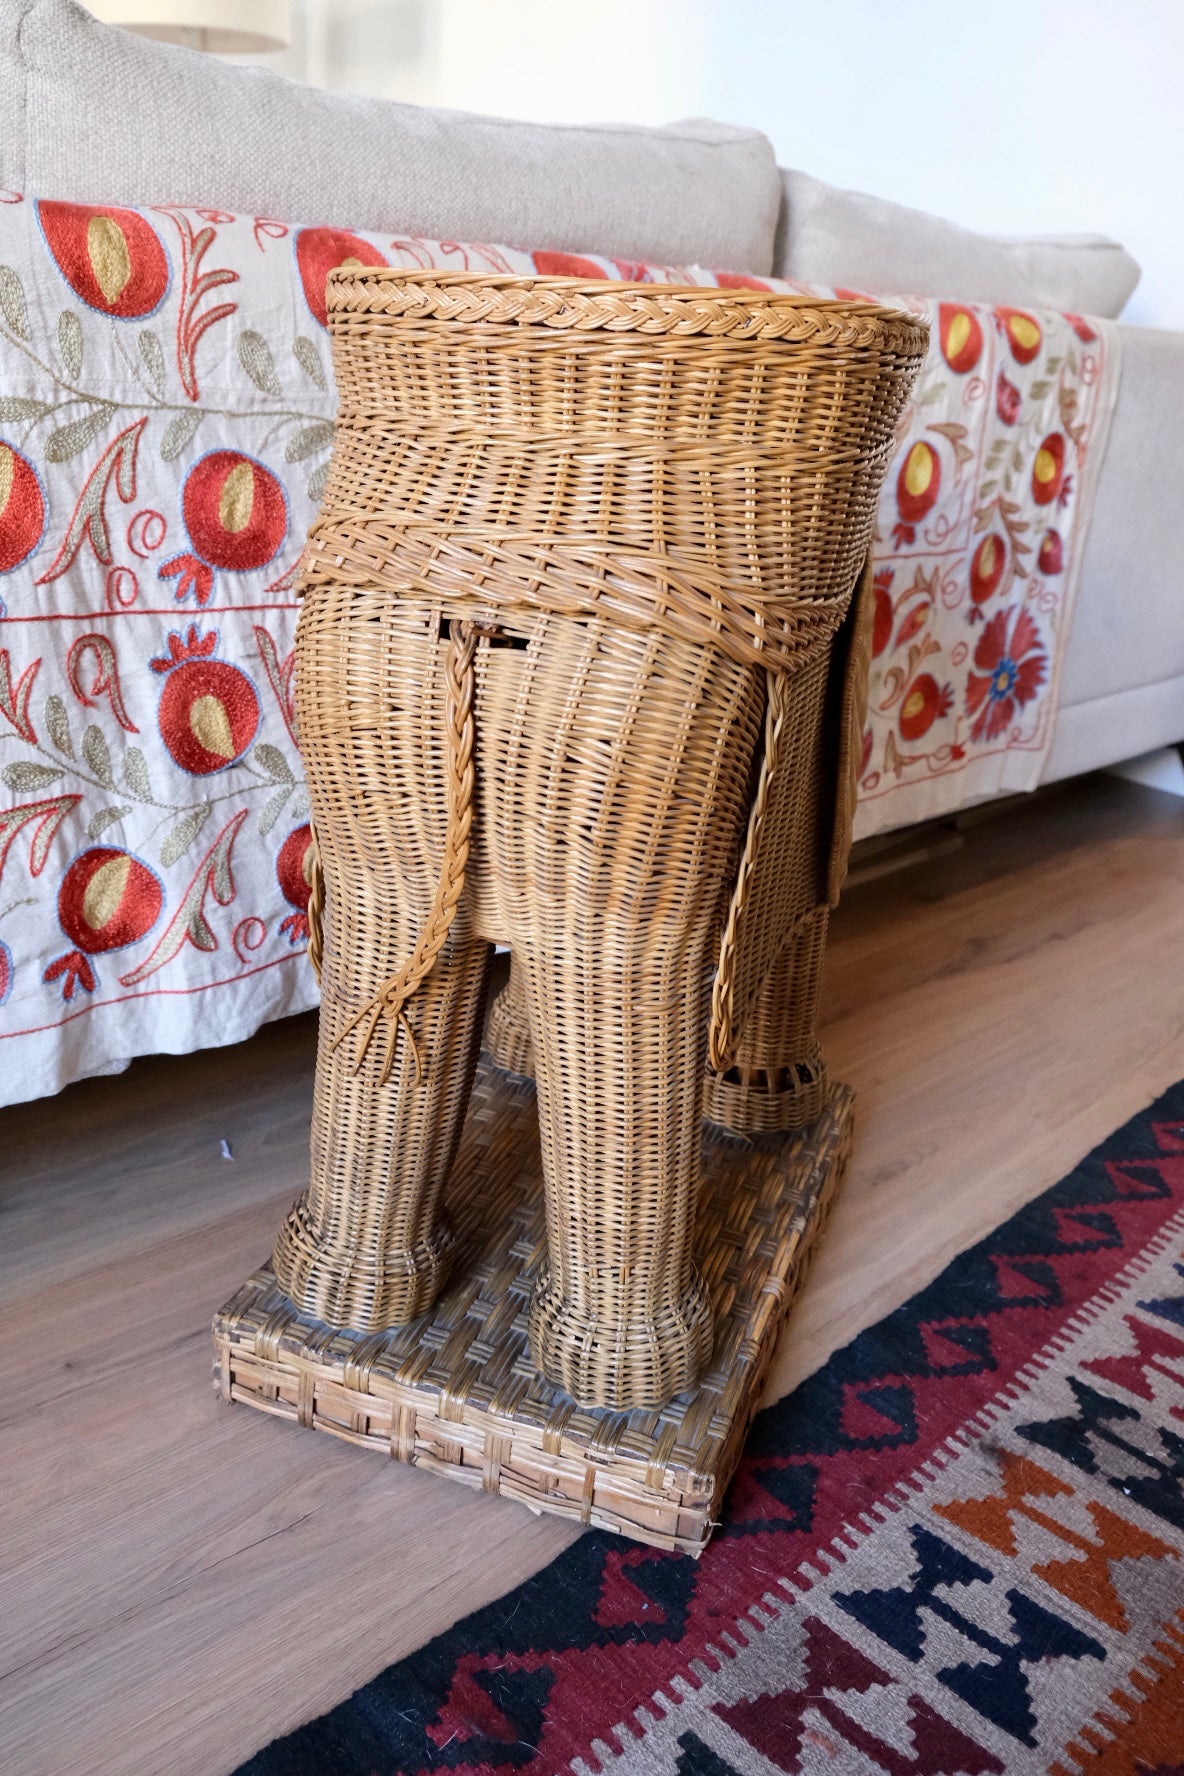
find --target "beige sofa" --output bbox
[3,0,1181,796]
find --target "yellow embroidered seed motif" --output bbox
[219,461,255,534]
[904,442,932,498]
[83,854,131,932]
[189,693,235,759]
[87,214,132,307]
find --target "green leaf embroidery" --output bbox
[238,329,282,397]
[257,784,292,836]
[285,420,335,463]
[82,724,114,788]
[87,804,132,841]
[254,742,293,784]
[45,694,74,758]
[292,336,327,390]
[45,404,114,463]
[57,310,84,379]
[0,266,29,340]
[2,762,65,792]
[122,746,152,800]
[160,803,211,868]
[138,330,166,393]
[0,396,52,422]
[160,408,202,462]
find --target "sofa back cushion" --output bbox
[0,0,781,274]
[775,168,1140,316]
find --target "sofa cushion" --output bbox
[0,1,781,273]
[775,169,1140,316]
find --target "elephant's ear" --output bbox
[826,550,876,908]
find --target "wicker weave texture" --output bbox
[218,1064,853,1555]
[269,271,924,1410]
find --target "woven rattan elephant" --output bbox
[268,271,925,1410]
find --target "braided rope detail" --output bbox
[306,826,325,983]
[325,269,930,355]
[708,668,790,1074]
[332,619,479,1086]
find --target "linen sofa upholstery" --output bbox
[774,167,1141,317]
[1043,325,1184,782]
[0,0,781,273]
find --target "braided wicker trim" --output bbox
[302,529,852,675]
[326,268,929,356]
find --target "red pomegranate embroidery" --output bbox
[893,440,941,547]
[1038,528,1064,574]
[159,450,287,606]
[969,533,1007,610]
[871,568,894,658]
[295,227,388,328]
[151,624,260,775]
[44,847,163,998]
[0,440,46,574]
[1032,433,1068,507]
[939,303,983,374]
[898,671,953,741]
[533,251,608,279]
[276,822,314,943]
[38,201,170,318]
[0,937,11,1006]
[996,307,1043,366]
[996,371,1022,425]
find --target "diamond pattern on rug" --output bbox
[235,1085,1184,1776]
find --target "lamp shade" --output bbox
[88,0,292,53]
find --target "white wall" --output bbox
[288,0,1184,328]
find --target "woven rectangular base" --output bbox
[213,1063,853,1555]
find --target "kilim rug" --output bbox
[237,1081,1184,1776]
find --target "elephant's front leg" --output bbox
[271,594,491,1332]
[522,941,715,1409]
[493,621,764,1409]
[272,889,490,1331]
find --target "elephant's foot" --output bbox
[485,972,535,1079]
[272,1191,456,1331]
[704,1041,829,1137]
[528,1265,714,1409]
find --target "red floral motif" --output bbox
[996,371,1022,425]
[0,938,10,1006]
[0,440,46,573]
[1065,314,1098,344]
[996,307,1043,365]
[160,450,287,605]
[151,624,260,775]
[939,303,983,374]
[276,822,314,943]
[38,201,170,318]
[893,440,941,547]
[1032,433,1069,507]
[532,252,607,279]
[0,646,40,741]
[44,846,163,998]
[898,671,953,741]
[1038,529,1064,574]
[296,227,388,328]
[969,533,1006,608]
[713,270,772,292]
[965,606,1048,742]
[871,569,894,657]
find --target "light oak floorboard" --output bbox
[0,775,1181,1776]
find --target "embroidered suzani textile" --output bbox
[0,195,1118,1104]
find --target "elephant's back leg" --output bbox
[480,614,764,1409]
[272,590,491,1332]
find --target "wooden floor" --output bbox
[1,774,1181,1776]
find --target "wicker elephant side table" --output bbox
[214,271,926,1549]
